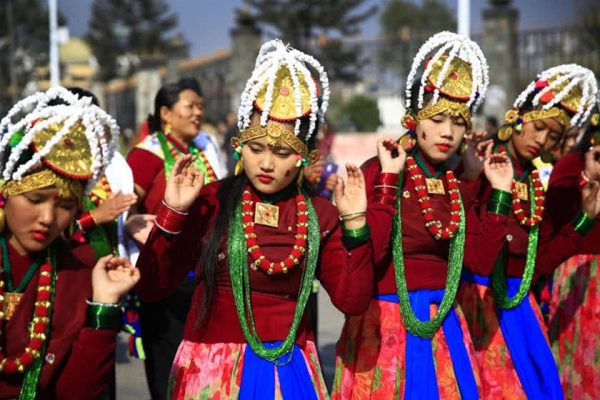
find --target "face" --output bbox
[4,187,78,255]
[241,122,301,195]
[161,89,204,143]
[510,116,564,161]
[415,112,467,164]
[560,128,579,157]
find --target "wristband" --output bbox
[572,210,596,236]
[489,188,512,205]
[155,199,188,234]
[85,299,121,330]
[76,212,97,232]
[487,200,511,216]
[341,223,371,241]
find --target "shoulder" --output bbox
[549,151,584,186]
[361,156,382,175]
[131,135,165,160]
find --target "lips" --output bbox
[32,230,49,241]
[436,143,451,152]
[258,174,274,184]
[527,146,540,157]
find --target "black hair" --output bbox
[486,116,498,129]
[196,111,318,325]
[47,87,100,107]
[575,118,600,153]
[147,77,203,133]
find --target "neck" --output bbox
[507,139,530,173]
[7,234,27,256]
[166,130,191,149]
[254,182,298,204]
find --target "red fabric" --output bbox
[0,241,116,399]
[136,180,373,346]
[76,211,97,232]
[545,151,600,255]
[127,135,190,214]
[361,156,508,293]
[473,152,586,279]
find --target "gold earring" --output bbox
[399,134,416,152]
[0,207,4,233]
[297,169,304,187]
[497,125,513,142]
[164,123,172,135]
[234,157,244,176]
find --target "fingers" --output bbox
[94,255,115,270]
[171,155,197,180]
[334,175,345,201]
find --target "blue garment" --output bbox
[239,341,318,400]
[462,271,564,400]
[376,292,479,400]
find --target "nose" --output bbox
[535,130,549,146]
[259,152,274,171]
[38,203,55,227]
[440,120,455,140]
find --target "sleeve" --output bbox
[361,158,398,267]
[316,212,374,316]
[135,191,215,302]
[54,328,116,400]
[127,148,164,195]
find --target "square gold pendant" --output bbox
[254,202,280,228]
[426,178,445,195]
[3,292,23,320]
[514,181,528,201]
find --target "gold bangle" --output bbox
[340,211,367,221]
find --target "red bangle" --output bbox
[374,194,397,206]
[579,171,590,189]
[77,212,97,232]
[375,172,400,186]
[155,200,188,234]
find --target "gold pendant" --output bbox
[3,292,23,320]
[426,178,445,195]
[514,181,528,201]
[254,202,280,228]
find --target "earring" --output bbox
[297,168,304,187]
[164,123,172,135]
[497,125,513,142]
[0,208,4,234]
[234,157,244,176]
[399,134,416,152]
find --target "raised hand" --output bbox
[125,214,157,245]
[164,154,204,212]
[91,256,141,304]
[483,153,513,192]
[334,164,367,230]
[582,180,600,218]
[90,192,137,225]
[462,131,493,180]
[377,138,406,174]
[584,145,600,182]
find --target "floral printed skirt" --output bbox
[332,292,481,399]
[549,254,600,400]
[168,339,328,399]
[459,273,563,399]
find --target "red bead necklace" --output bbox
[0,261,53,374]
[168,142,217,183]
[89,175,112,207]
[241,188,307,274]
[405,157,461,240]
[512,169,544,227]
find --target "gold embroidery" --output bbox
[425,178,445,195]
[522,107,571,129]
[254,68,312,121]
[514,181,528,201]
[4,169,83,200]
[417,98,472,130]
[254,202,280,228]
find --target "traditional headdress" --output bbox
[0,87,119,202]
[233,39,329,170]
[401,31,489,149]
[498,64,598,141]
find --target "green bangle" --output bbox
[489,188,512,205]
[487,200,511,216]
[572,210,596,236]
[86,300,122,330]
[341,223,371,241]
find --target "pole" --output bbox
[458,0,470,38]
[49,0,59,86]
[6,0,17,102]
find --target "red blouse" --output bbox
[135,180,373,346]
[0,241,115,400]
[475,155,587,279]
[362,156,509,293]
[544,151,600,254]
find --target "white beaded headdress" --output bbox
[0,86,120,194]
[237,39,330,143]
[511,64,598,129]
[405,31,489,114]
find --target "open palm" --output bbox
[164,155,204,212]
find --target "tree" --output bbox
[0,0,66,92]
[378,0,456,84]
[87,0,185,82]
[341,94,381,132]
[243,0,378,82]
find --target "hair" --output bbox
[46,87,100,107]
[196,111,318,325]
[486,116,498,129]
[147,77,203,133]
[575,119,600,153]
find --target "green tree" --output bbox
[243,0,378,82]
[342,94,381,132]
[378,0,456,81]
[87,0,185,81]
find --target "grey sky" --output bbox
[57,0,580,57]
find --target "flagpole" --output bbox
[458,0,470,38]
[49,0,60,86]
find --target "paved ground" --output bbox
[115,289,345,399]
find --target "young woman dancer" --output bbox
[0,87,139,399]
[333,31,515,399]
[136,39,373,399]
[459,64,599,399]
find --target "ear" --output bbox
[159,105,171,124]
